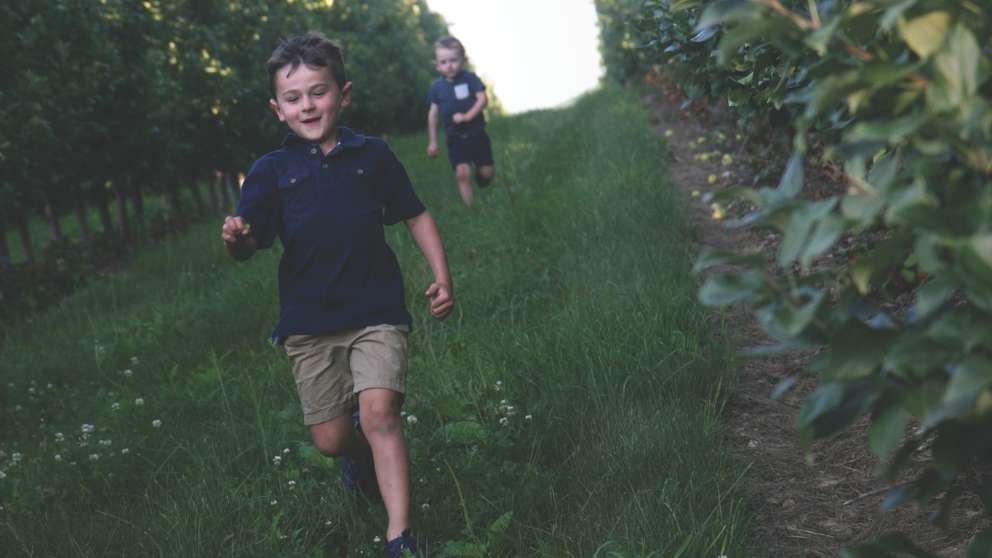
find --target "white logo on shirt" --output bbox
[454,83,470,100]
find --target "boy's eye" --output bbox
[285,96,299,103]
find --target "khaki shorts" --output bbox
[283,324,410,425]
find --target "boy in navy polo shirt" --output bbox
[221,31,451,558]
[426,35,495,206]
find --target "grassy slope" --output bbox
[0,86,751,557]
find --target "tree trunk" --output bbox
[0,217,10,267]
[95,194,114,235]
[116,184,130,242]
[207,171,221,213]
[188,175,204,213]
[74,200,91,243]
[218,172,233,212]
[44,204,63,243]
[15,213,34,263]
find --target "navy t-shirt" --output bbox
[235,127,426,343]
[429,70,486,137]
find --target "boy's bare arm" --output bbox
[404,210,453,319]
[221,215,257,260]
[455,92,488,124]
[427,103,440,157]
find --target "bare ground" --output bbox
[642,84,988,557]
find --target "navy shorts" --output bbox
[446,131,494,169]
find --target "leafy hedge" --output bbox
[598,0,992,555]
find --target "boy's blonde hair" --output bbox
[433,36,466,60]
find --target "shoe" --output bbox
[385,529,418,558]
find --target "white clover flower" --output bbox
[270,499,278,506]
[134,398,144,406]
[55,432,65,442]
[130,356,139,365]
[121,448,130,455]
[99,439,112,447]
[152,419,162,428]
[373,536,381,543]
[14,405,22,412]
[123,369,133,378]
[54,454,62,462]
[525,414,533,421]
[287,480,296,490]
[283,447,290,454]
[495,380,503,391]
[324,520,333,526]
[111,402,121,411]
[89,454,100,461]
[46,383,53,389]
[28,387,36,394]
[81,424,95,434]
[272,456,282,466]
[421,502,430,510]
[12,452,23,463]
[499,417,509,426]
[405,414,418,425]
[418,477,426,484]
[0,470,6,480]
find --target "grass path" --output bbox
[0,86,751,557]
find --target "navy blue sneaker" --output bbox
[385,529,418,558]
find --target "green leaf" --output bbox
[696,0,753,30]
[930,24,981,109]
[778,153,804,197]
[944,355,992,403]
[897,11,950,59]
[698,270,766,306]
[800,214,845,268]
[692,247,766,274]
[804,17,840,56]
[849,233,914,294]
[869,405,909,457]
[845,113,929,144]
[914,276,954,319]
[442,421,489,444]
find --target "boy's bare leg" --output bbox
[308,413,366,457]
[475,165,494,187]
[359,387,411,540]
[455,163,474,206]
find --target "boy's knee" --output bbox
[476,167,494,185]
[360,400,402,437]
[312,434,348,457]
[455,164,472,183]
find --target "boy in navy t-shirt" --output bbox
[221,31,452,558]
[426,36,495,206]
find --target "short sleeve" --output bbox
[469,72,486,94]
[428,81,441,105]
[235,157,280,248]
[377,142,425,225]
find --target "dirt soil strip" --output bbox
[644,89,986,557]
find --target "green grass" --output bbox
[0,86,752,557]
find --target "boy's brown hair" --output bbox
[433,35,466,60]
[266,31,347,97]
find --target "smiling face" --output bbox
[434,47,465,80]
[269,63,351,153]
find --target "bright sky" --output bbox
[425,0,603,114]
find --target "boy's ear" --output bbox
[269,98,286,122]
[340,82,353,108]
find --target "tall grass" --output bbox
[0,86,752,557]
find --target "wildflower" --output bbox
[421,502,430,510]
[89,454,100,461]
[131,356,140,365]
[121,448,130,455]
[0,470,6,480]
[406,414,418,425]
[283,448,290,454]
[325,520,333,526]
[273,455,282,466]
[152,419,162,428]
[287,480,296,490]
[99,439,112,447]
[46,383,53,389]
[123,369,133,378]
[111,402,121,411]
[525,414,533,421]
[14,405,22,412]
[373,536,381,543]
[55,432,65,442]
[495,380,503,391]
[12,452,23,463]
[54,454,63,462]
[28,387,36,394]
[664,129,673,137]
[134,398,144,406]
[499,417,509,426]
[270,499,278,506]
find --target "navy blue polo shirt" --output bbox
[235,127,426,343]
[429,70,486,137]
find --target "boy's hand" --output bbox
[425,282,453,320]
[221,215,252,244]
[451,113,465,124]
[427,142,438,158]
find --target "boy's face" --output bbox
[434,47,464,80]
[270,63,351,152]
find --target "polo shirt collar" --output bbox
[282,127,366,153]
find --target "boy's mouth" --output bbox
[301,116,321,125]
